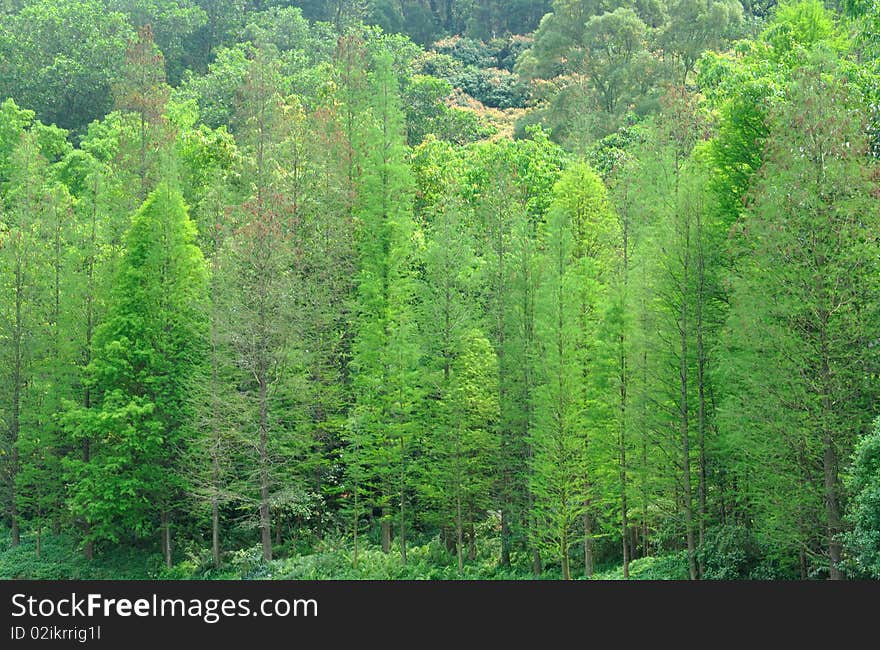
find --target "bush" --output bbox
[844,422,880,578]
[0,528,163,579]
[593,552,691,580]
[427,36,530,109]
[696,525,761,579]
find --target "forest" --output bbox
[1,0,879,581]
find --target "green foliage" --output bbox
[594,552,691,580]
[2,0,879,583]
[106,0,208,84]
[0,1,133,132]
[844,421,880,578]
[346,50,423,556]
[716,59,880,577]
[62,184,208,545]
[402,74,492,145]
[0,528,165,579]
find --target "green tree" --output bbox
[660,0,743,84]
[62,183,207,567]
[418,186,498,571]
[106,0,208,83]
[346,51,422,564]
[113,24,173,201]
[0,130,53,548]
[0,1,133,132]
[226,50,301,562]
[717,60,880,579]
[530,162,616,579]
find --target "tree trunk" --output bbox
[10,445,19,548]
[211,251,222,570]
[696,208,708,559]
[500,509,511,567]
[467,519,476,561]
[212,492,220,568]
[399,438,407,565]
[381,516,392,553]
[641,345,650,559]
[455,490,463,573]
[352,494,359,569]
[83,207,95,561]
[259,375,272,562]
[561,541,570,580]
[9,258,22,549]
[36,522,42,560]
[583,509,594,578]
[619,175,630,579]
[823,434,842,580]
[680,219,697,581]
[799,546,808,580]
[821,323,842,580]
[161,510,172,569]
[619,361,629,579]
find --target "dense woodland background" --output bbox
[1,0,880,580]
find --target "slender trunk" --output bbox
[618,182,630,578]
[84,534,94,561]
[620,447,629,578]
[799,546,808,580]
[561,537,570,580]
[84,428,93,561]
[640,341,650,558]
[381,516,392,553]
[455,489,463,574]
[619,339,629,578]
[275,511,282,546]
[523,228,539,579]
[680,218,697,581]
[161,510,172,569]
[211,247,221,569]
[496,201,511,570]
[399,441,407,565]
[352,489,359,569]
[641,424,649,558]
[467,517,476,561]
[10,448,19,548]
[83,188,96,562]
[256,71,272,561]
[824,434,842,580]
[532,544,542,576]
[212,490,220,568]
[820,316,842,579]
[259,375,272,562]
[696,209,707,556]
[36,522,42,559]
[10,258,22,549]
[454,431,464,572]
[583,508,593,578]
[500,509,511,567]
